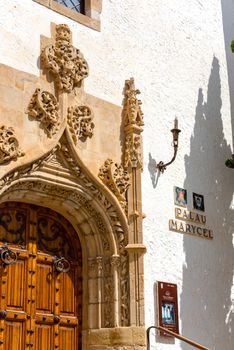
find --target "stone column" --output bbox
[123,78,146,326]
[111,255,121,327]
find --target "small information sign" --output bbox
[157,281,179,336]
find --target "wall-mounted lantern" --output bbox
[157,118,181,173]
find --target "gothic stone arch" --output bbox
[0,23,146,349]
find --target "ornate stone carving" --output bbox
[124,77,144,128]
[124,134,142,169]
[96,256,103,274]
[123,78,144,170]
[110,255,121,268]
[122,78,145,326]
[27,89,59,138]
[103,257,114,327]
[120,250,129,326]
[0,135,130,327]
[0,126,24,164]
[99,159,130,212]
[41,24,89,93]
[67,105,94,143]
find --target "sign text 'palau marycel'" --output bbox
[169,208,213,240]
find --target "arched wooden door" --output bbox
[0,202,82,350]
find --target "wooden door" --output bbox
[0,203,82,350]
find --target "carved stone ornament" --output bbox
[0,136,130,326]
[27,88,60,138]
[98,159,130,212]
[124,134,142,169]
[0,126,24,164]
[123,78,144,170]
[67,105,94,143]
[41,24,89,93]
[124,77,144,128]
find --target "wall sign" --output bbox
[157,281,179,336]
[169,187,213,239]
[193,192,205,211]
[174,186,187,207]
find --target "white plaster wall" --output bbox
[0,0,233,349]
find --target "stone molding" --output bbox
[41,24,89,93]
[0,126,24,164]
[27,88,60,138]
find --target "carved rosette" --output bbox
[123,78,144,170]
[98,159,130,212]
[67,105,94,143]
[0,126,24,164]
[27,89,60,138]
[41,24,89,93]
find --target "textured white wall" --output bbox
[0,0,234,349]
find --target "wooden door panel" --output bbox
[35,324,53,350]
[60,270,75,314]
[59,327,76,350]
[6,260,26,311]
[4,321,25,350]
[36,262,53,313]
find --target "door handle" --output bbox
[53,257,70,273]
[0,246,17,265]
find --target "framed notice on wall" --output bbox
[157,281,179,336]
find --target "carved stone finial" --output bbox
[67,105,94,144]
[55,23,71,45]
[123,78,144,169]
[41,24,89,93]
[0,126,24,164]
[98,159,130,212]
[27,89,60,138]
[124,78,144,128]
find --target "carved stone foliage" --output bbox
[0,126,24,164]
[27,89,59,138]
[41,24,89,93]
[124,78,144,128]
[67,105,94,143]
[99,159,130,212]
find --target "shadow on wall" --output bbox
[221,0,234,149]
[181,57,234,350]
